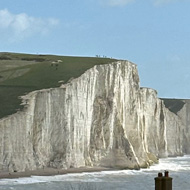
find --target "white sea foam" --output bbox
[0,177,46,185]
[141,155,190,173]
[0,155,190,186]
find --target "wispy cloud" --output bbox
[101,0,183,7]
[0,9,59,42]
[102,0,135,7]
[153,0,180,6]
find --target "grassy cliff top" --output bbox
[161,98,185,115]
[0,52,116,119]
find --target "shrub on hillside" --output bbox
[0,56,12,60]
[21,57,46,62]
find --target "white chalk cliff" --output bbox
[0,61,189,172]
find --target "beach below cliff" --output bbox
[1,157,190,190]
[0,167,113,179]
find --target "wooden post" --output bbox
[155,171,172,190]
[162,171,172,190]
[155,172,163,190]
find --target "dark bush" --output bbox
[21,57,46,62]
[0,56,12,60]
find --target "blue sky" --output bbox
[0,0,190,98]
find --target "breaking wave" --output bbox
[0,155,189,190]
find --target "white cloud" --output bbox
[0,9,59,42]
[102,0,135,7]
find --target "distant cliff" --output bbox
[0,61,189,172]
[162,98,190,154]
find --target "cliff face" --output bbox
[0,61,189,172]
[162,99,190,154]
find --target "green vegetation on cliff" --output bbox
[162,98,185,115]
[0,52,116,119]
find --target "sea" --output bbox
[0,155,190,190]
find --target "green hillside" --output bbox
[161,98,185,115]
[0,52,116,119]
